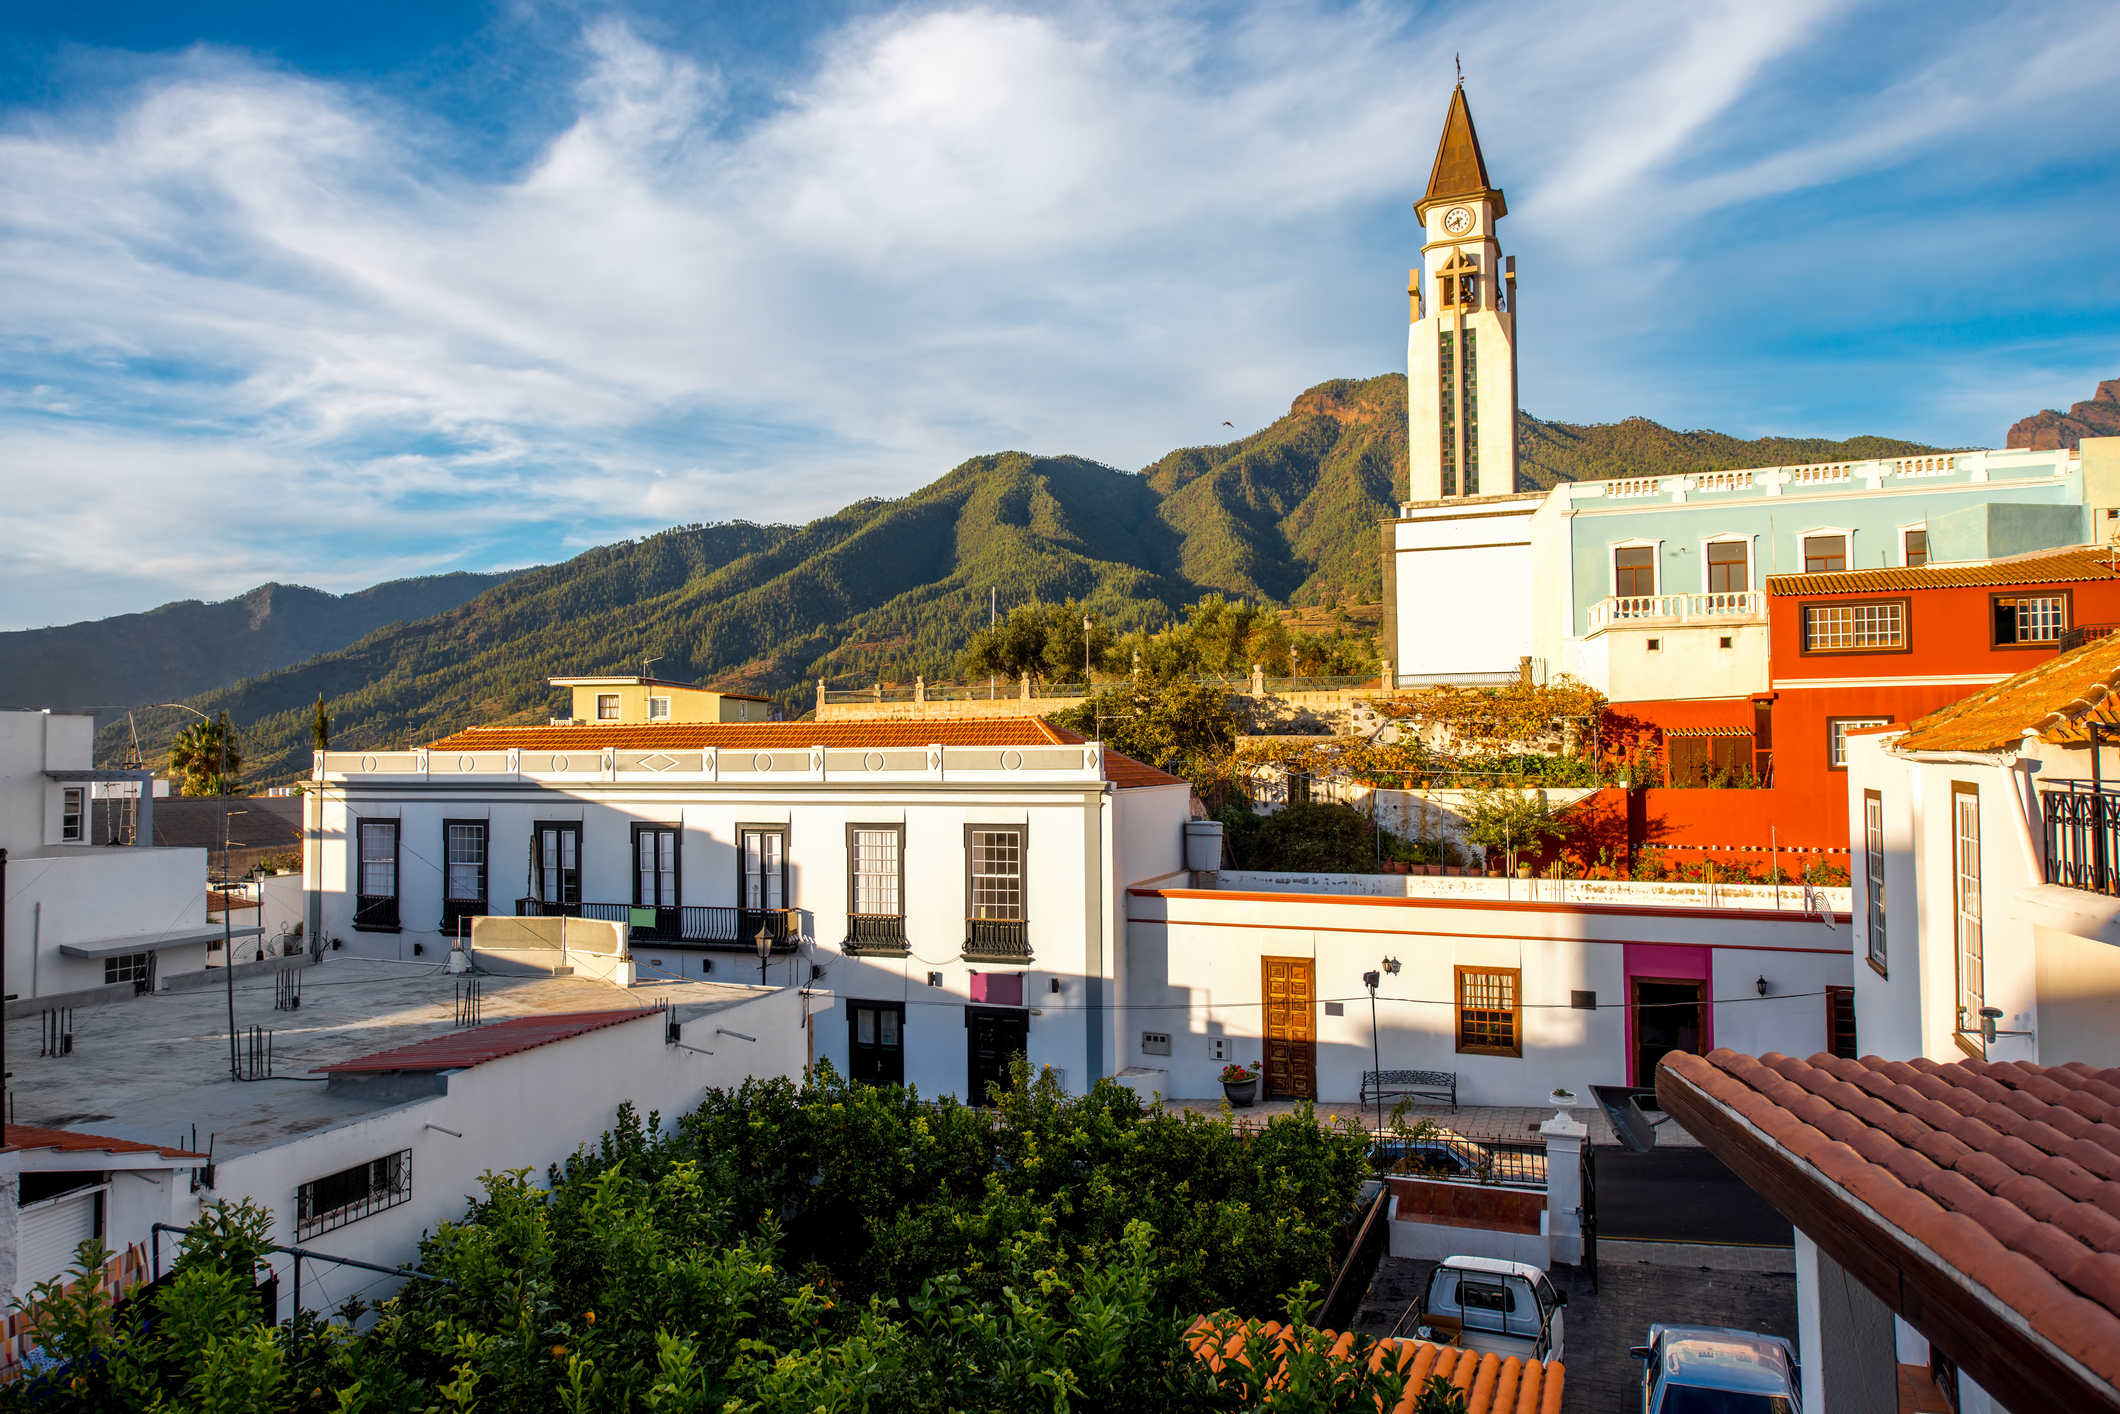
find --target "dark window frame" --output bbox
[845,822,906,950]
[964,824,1030,962]
[1454,965,1522,1057]
[1827,716,1893,772]
[441,818,489,937]
[1826,986,1858,1059]
[1799,597,1913,657]
[1989,589,2071,650]
[595,692,621,720]
[1903,528,1929,568]
[104,951,152,986]
[354,816,401,933]
[737,823,789,911]
[530,821,583,909]
[847,998,906,1085]
[631,822,682,910]
[296,1150,412,1241]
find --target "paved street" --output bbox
[1353,1250,1798,1414]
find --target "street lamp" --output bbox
[755,921,774,986]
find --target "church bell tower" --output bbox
[1407,82,1517,501]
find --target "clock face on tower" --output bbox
[1441,206,1474,235]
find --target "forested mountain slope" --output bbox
[2,571,521,714]
[109,374,1945,785]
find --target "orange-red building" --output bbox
[1598,547,2120,870]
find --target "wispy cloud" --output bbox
[0,0,2115,627]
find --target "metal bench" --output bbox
[1360,1069,1457,1111]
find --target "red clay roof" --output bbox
[1890,629,2120,753]
[313,1008,659,1074]
[1186,1316,1562,1414]
[421,719,1188,789]
[2,1124,205,1161]
[1767,546,2120,596]
[1663,1049,2120,1398]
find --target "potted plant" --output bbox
[1221,1061,1261,1107]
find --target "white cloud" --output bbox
[0,0,2115,628]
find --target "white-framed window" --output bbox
[596,693,621,720]
[1954,785,1982,1050]
[647,696,671,720]
[1801,529,1851,574]
[742,828,786,911]
[968,828,1025,921]
[60,786,85,843]
[1804,600,1906,652]
[1902,526,1928,568]
[1702,537,1750,594]
[851,828,902,917]
[1828,717,1891,769]
[1864,791,1885,975]
[1611,542,1657,598]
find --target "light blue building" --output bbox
[1384,442,2112,704]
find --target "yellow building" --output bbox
[549,676,773,725]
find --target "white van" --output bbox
[1401,1256,1565,1364]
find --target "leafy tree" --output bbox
[1221,802,1381,873]
[1,1072,1392,1413]
[168,711,241,796]
[1456,783,1572,874]
[959,600,1121,684]
[1046,677,1243,767]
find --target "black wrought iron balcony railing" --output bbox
[963,918,1031,963]
[843,915,910,956]
[2042,782,2120,896]
[513,899,802,952]
[353,896,400,933]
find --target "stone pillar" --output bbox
[1540,1108,1588,1266]
[1020,672,1031,701]
[816,679,826,714]
[1132,649,1141,679]
[134,776,155,848]
[873,681,883,703]
[1380,659,1394,692]
[915,676,926,704]
[1250,663,1265,698]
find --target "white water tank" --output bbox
[1183,819,1225,872]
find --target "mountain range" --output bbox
[2,572,518,715]
[81,372,1954,786]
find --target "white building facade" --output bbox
[306,720,1189,1102]
[0,709,230,1001]
[1844,637,2120,1069]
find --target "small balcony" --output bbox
[512,899,802,952]
[963,918,1031,964]
[2042,783,2120,896]
[843,914,910,957]
[1585,592,1765,635]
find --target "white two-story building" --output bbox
[1846,629,2120,1068]
[305,718,1190,1101]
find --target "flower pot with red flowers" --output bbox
[1221,1062,1261,1107]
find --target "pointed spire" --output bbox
[1421,82,1505,218]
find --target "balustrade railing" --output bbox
[1585,592,1765,632]
[513,898,802,950]
[963,918,1032,962]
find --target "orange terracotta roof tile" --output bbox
[1888,631,2120,753]
[420,719,1187,789]
[2,1124,205,1161]
[315,1009,659,1073]
[1766,546,2120,596]
[1663,1049,2120,1401]
[1182,1315,1562,1414]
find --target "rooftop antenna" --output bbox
[641,656,662,682]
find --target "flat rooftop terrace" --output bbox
[5,958,768,1161]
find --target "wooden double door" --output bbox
[1263,957,1317,1100]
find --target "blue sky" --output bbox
[2,0,2116,629]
